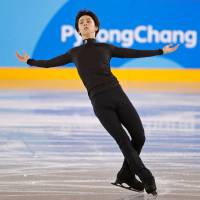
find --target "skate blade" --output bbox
[111,182,144,192]
[152,191,157,195]
[147,191,158,199]
[148,190,157,196]
[152,191,158,197]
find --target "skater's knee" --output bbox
[141,135,146,145]
[132,135,146,150]
[139,135,146,147]
[135,133,146,144]
[136,127,146,144]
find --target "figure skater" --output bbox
[16,9,179,195]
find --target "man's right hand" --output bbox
[16,51,30,63]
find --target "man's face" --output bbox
[78,15,98,36]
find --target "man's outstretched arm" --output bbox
[111,44,179,58]
[16,51,72,67]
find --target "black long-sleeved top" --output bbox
[27,38,163,98]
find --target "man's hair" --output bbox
[75,9,100,36]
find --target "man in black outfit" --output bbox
[16,9,179,196]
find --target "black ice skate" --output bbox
[111,174,144,192]
[140,169,157,196]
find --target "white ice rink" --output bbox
[0,90,199,200]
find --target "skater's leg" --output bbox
[114,90,157,195]
[90,88,157,195]
[117,94,146,154]
[91,96,146,180]
[116,92,146,179]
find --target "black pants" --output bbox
[89,85,153,181]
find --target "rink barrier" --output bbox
[0,68,199,92]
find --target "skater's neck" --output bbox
[82,38,96,45]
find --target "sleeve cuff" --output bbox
[27,58,33,65]
[159,49,164,55]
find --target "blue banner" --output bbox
[1,0,199,68]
